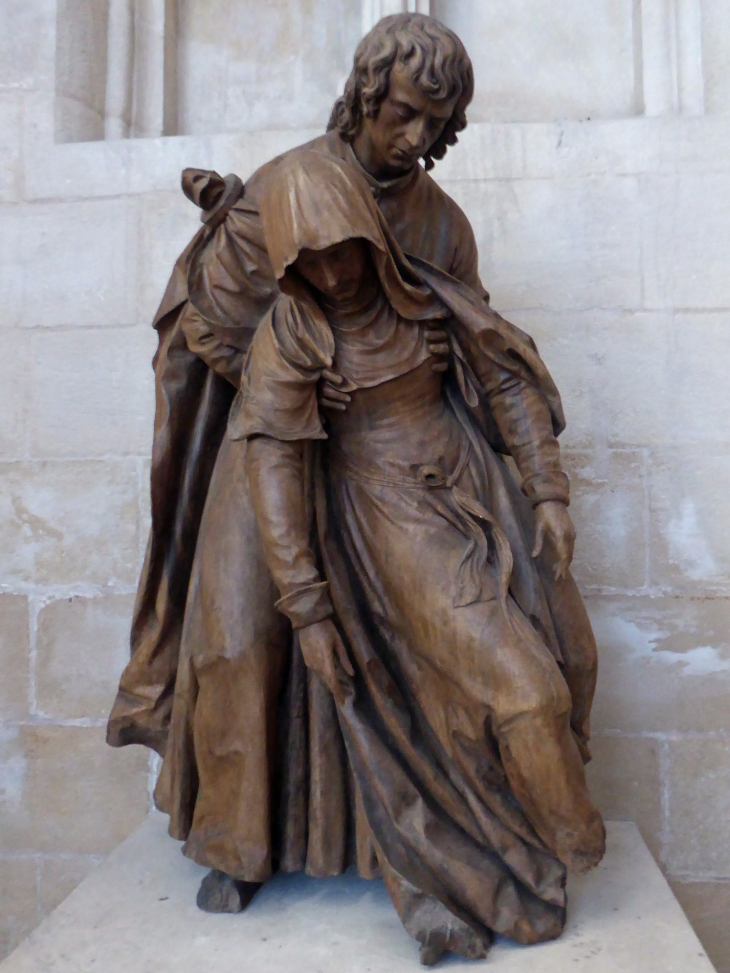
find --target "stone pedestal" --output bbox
[0,815,716,972]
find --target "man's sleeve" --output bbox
[179,302,244,387]
[448,209,490,304]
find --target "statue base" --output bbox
[0,814,716,972]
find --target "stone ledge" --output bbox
[18,116,730,203]
[0,815,716,972]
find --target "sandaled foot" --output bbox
[419,943,447,966]
[196,869,262,914]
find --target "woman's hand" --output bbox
[298,618,354,704]
[531,500,576,580]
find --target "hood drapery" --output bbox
[256,149,565,436]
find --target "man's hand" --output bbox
[531,500,576,580]
[320,370,352,412]
[298,618,354,704]
[425,328,450,373]
[319,328,451,411]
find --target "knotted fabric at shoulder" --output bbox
[181,168,244,228]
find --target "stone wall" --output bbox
[2,1,730,969]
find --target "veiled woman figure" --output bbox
[172,148,605,965]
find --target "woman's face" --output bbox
[294,238,370,303]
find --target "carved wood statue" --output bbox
[107,13,605,966]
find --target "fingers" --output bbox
[427,342,450,356]
[554,532,575,581]
[431,361,449,373]
[321,369,343,385]
[321,386,351,404]
[320,385,351,412]
[531,519,545,559]
[424,329,448,341]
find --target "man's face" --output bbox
[360,62,458,177]
[294,239,369,303]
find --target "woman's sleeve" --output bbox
[228,297,335,443]
[481,363,570,508]
[247,436,333,629]
[234,295,336,628]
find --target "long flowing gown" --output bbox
[216,150,605,949]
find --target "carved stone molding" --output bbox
[361,0,431,37]
[639,0,705,115]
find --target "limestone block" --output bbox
[0,96,21,203]
[669,880,730,973]
[0,330,29,459]
[444,176,643,311]
[211,129,323,188]
[0,595,29,722]
[642,173,730,310]
[138,459,152,567]
[666,737,730,877]
[28,327,156,458]
[668,313,730,444]
[39,857,98,919]
[588,595,730,734]
[0,208,24,329]
[54,0,109,144]
[0,0,55,92]
[0,725,148,855]
[0,818,716,972]
[35,594,136,721]
[702,0,730,116]
[0,460,139,586]
[585,735,662,864]
[128,136,214,195]
[648,445,730,592]
[433,0,635,124]
[175,0,359,136]
[21,199,138,328]
[0,859,37,962]
[563,450,646,591]
[435,117,730,184]
[137,192,199,325]
[513,310,672,450]
[24,139,131,203]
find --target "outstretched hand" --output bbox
[298,618,354,704]
[531,500,576,580]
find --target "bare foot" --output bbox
[196,869,262,914]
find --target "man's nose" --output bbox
[403,117,427,151]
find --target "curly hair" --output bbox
[327,13,474,171]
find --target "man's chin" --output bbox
[387,152,418,172]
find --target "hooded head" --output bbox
[257,149,445,322]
